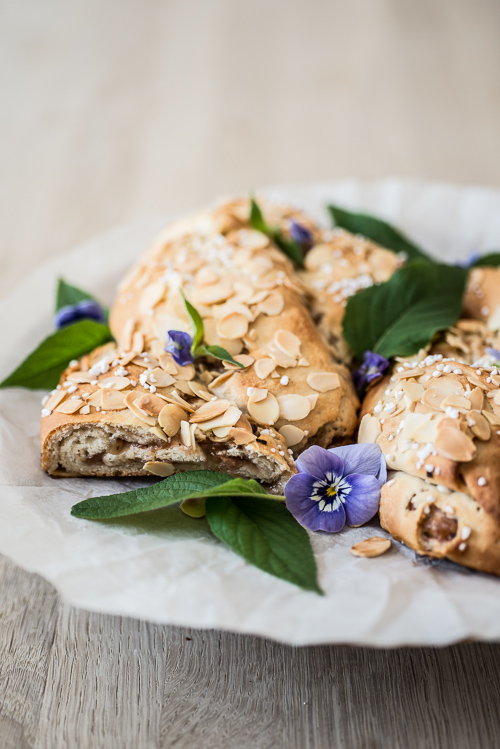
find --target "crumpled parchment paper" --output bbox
[2,179,500,647]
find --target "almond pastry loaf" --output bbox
[41,197,359,491]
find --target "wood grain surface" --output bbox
[1,0,500,746]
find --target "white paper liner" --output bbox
[2,179,500,647]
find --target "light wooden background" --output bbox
[1,0,500,746]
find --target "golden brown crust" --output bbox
[380,472,500,576]
[464,267,500,332]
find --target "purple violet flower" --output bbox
[285,444,386,533]
[54,299,106,329]
[456,250,480,268]
[290,220,313,249]
[352,351,389,394]
[486,347,500,362]
[165,330,194,366]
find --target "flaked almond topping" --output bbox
[79,404,91,415]
[390,367,422,380]
[223,354,255,370]
[98,376,131,391]
[196,267,219,286]
[143,461,175,477]
[402,380,424,402]
[306,393,319,410]
[155,390,195,412]
[269,346,297,369]
[209,371,235,389]
[358,414,382,444]
[494,391,500,407]
[188,381,212,400]
[173,379,194,396]
[159,354,179,375]
[140,281,166,312]
[150,425,169,442]
[254,358,277,380]
[228,427,257,445]
[190,399,232,422]
[274,330,301,359]
[180,420,192,447]
[435,427,476,462]
[491,374,500,387]
[194,283,234,305]
[247,391,280,425]
[56,399,84,414]
[147,368,175,388]
[235,413,253,432]
[247,289,269,305]
[279,424,305,447]
[119,352,137,367]
[174,363,196,381]
[350,537,391,558]
[132,331,144,353]
[440,393,471,411]
[159,403,187,436]
[124,391,157,426]
[119,317,136,353]
[85,390,103,407]
[259,291,284,316]
[421,389,445,411]
[467,375,491,391]
[483,409,500,426]
[134,392,165,416]
[217,311,249,340]
[468,410,491,440]
[247,386,268,402]
[306,372,341,393]
[45,389,68,410]
[298,357,310,367]
[470,387,485,411]
[277,394,311,422]
[197,405,242,431]
[66,371,94,384]
[101,389,127,410]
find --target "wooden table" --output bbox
[2,1,500,746]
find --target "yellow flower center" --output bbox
[326,485,337,497]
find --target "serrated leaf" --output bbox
[249,197,304,267]
[342,262,467,360]
[196,344,244,369]
[181,291,204,350]
[328,204,432,263]
[205,496,322,593]
[0,320,113,390]
[469,252,500,268]
[71,471,277,519]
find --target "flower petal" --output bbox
[342,473,381,527]
[295,445,344,480]
[285,474,346,532]
[329,443,386,485]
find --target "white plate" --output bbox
[2,179,500,647]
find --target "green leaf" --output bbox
[469,252,500,268]
[195,344,245,369]
[342,261,467,360]
[0,320,113,390]
[181,291,204,351]
[249,197,305,267]
[328,204,433,263]
[71,470,279,520]
[205,496,322,594]
[56,278,96,311]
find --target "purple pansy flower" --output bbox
[456,249,480,268]
[285,444,386,533]
[352,351,389,394]
[54,299,106,329]
[165,330,194,366]
[486,347,500,362]
[290,220,313,250]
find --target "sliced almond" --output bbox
[468,410,491,440]
[132,331,144,354]
[79,404,91,415]
[306,394,319,410]
[45,390,68,410]
[402,412,433,440]
[470,387,485,411]
[277,394,311,421]
[158,403,187,436]
[143,461,175,477]
[190,399,232,423]
[217,312,249,340]
[483,409,500,426]
[66,371,94,384]
[247,387,268,403]
[212,426,232,438]
[85,390,103,407]
[98,376,131,391]
[196,267,219,286]
[254,358,277,380]
[188,381,212,400]
[229,427,257,445]
[155,390,195,412]
[435,427,476,462]
[494,390,500,407]
[306,372,341,393]
[208,371,235,389]
[269,346,297,368]
[413,417,440,443]
[124,391,157,426]
[140,281,166,312]
[197,405,242,431]
[134,392,166,416]
[148,368,175,388]
[174,380,196,396]
[421,388,445,411]
[101,389,127,410]
[235,414,253,432]
[391,367,423,380]
[159,354,179,375]
[298,357,310,367]
[119,317,136,353]
[174,363,196,381]
[358,414,382,444]
[402,381,424,402]
[223,354,255,370]
[441,393,471,411]
[56,399,84,414]
[180,420,192,447]
[259,291,284,316]
[274,330,302,358]
[350,537,391,558]
[467,375,491,391]
[279,424,305,447]
[195,283,234,305]
[247,392,280,425]
[150,426,169,442]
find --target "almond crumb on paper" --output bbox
[350,537,391,558]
